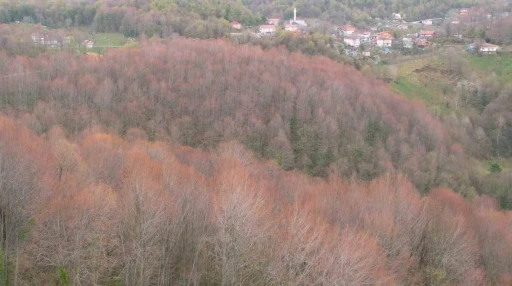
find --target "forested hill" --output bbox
[0,0,483,33]
[0,39,471,193]
[245,0,482,24]
[0,0,263,38]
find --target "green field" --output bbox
[473,158,512,176]
[468,53,512,85]
[390,57,454,115]
[86,33,138,54]
[93,33,128,47]
[390,51,512,116]
[393,76,435,103]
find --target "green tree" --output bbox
[489,162,502,173]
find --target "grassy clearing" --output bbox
[87,33,138,54]
[391,57,453,115]
[93,33,128,47]
[473,157,512,177]
[468,53,512,85]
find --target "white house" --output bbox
[84,40,94,49]
[421,19,433,25]
[291,19,308,27]
[344,35,361,47]
[376,38,393,47]
[285,24,298,32]
[375,32,393,47]
[31,33,65,49]
[267,18,280,25]
[259,25,276,35]
[393,13,402,20]
[402,37,414,49]
[479,43,500,54]
[357,30,372,43]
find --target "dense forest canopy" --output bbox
[0,39,472,194]
[0,114,510,285]
[245,0,483,24]
[0,0,486,34]
[0,0,512,285]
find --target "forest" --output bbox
[0,38,510,284]
[0,0,512,285]
[245,0,482,24]
[0,40,471,193]
[0,0,486,37]
[0,104,510,285]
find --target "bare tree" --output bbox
[496,114,506,158]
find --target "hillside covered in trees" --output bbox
[0,113,511,285]
[0,39,472,193]
[0,0,486,36]
[1,1,512,285]
[246,0,482,24]
[0,0,262,38]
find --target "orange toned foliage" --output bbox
[0,110,509,284]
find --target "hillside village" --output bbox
[227,4,511,60]
[2,1,512,284]
[1,0,509,64]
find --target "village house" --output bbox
[340,25,356,36]
[357,30,372,43]
[376,36,393,48]
[415,38,430,48]
[267,18,280,25]
[230,21,242,30]
[84,40,94,49]
[402,37,414,49]
[259,25,276,35]
[375,31,393,47]
[419,30,436,39]
[344,34,361,47]
[470,42,500,54]
[31,33,70,49]
[479,43,499,54]
[393,13,402,20]
[420,19,433,25]
[291,19,308,27]
[285,24,298,32]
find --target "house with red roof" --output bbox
[267,18,280,25]
[259,25,276,35]
[340,25,357,36]
[375,32,394,47]
[419,30,436,39]
[231,21,242,30]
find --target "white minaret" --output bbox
[294,8,297,21]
